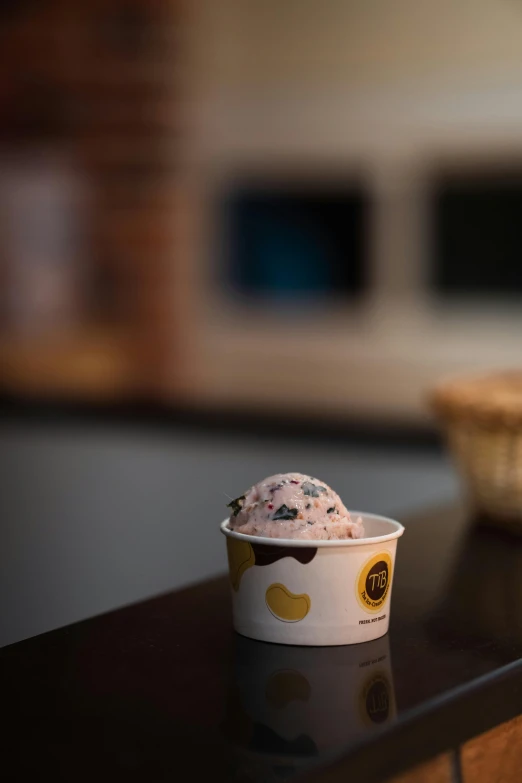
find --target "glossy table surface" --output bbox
[3,503,522,782]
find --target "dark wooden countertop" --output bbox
[3,503,522,782]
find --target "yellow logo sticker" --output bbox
[356,552,392,613]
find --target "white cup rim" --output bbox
[220,511,404,548]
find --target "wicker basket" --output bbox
[430,371,522,529]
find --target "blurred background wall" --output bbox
[2,0,522,424]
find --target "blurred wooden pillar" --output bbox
[66,0,186,398]
[0,0,189,401]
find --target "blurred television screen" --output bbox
[433,171,522,298]
[223,184,367,302]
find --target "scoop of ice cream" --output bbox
[227,472,364,540]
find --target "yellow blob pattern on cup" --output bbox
[265,583,311,623]
[227,537,255,592]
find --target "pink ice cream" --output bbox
[227,472,364,540]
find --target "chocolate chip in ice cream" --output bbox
[272,504,298,521]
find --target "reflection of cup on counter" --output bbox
[222,634,396,780]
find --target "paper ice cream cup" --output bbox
[221,513,404,646]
